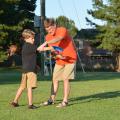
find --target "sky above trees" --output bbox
[35,0,104,30]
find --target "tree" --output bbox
[56,16,78,37]
[0,0,36,48]
[86,0,120,71]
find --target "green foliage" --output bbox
[87,0,120,52]
[0,0,37,47]
[0,51,7,61]
[56,16,78,37]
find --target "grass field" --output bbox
[0,68,120,120]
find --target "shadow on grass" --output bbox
[69,90,120,105]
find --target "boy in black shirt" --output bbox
[11,29,38,109]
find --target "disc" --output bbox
[52,46,63,52]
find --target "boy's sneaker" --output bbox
[11,102,19,107]
[28,104,38,109]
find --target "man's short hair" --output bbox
[44,18,56,28]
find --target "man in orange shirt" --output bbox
[37,18,77,107]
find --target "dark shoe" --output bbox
[42,99,54,106]
[11,102,19,107]
[28,104,38,109]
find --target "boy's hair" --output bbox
[22,29,35,39]
[44,18,56,28]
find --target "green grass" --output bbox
[0,68,120,120]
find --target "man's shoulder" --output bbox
[45,34,52,41]
[56,27,67,34]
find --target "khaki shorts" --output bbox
[20,72,37,89]
[53,63,76,81]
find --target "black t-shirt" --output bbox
[22,42,37,73]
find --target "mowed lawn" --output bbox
[0,68,120,120]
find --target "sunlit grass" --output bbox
[0,68,120,120]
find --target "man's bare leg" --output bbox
[63,79,70,103]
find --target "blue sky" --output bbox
[34,0,103,30]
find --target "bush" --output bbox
[0,51,7,62]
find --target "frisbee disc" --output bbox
[52,46,63,52]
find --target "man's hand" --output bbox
[37,42,47,51]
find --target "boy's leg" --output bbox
[13,87,24,103]
[27,88,33,105]
[27,72,38,109]
[12,73,26,105]
[27,87,38,109]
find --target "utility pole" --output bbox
[40,0,45,75]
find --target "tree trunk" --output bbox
[116,52,120,72]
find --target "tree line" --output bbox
[0,0,37,48]
[86,0,120,71]
[0,0,120,71]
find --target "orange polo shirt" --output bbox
[45,27,77,66]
